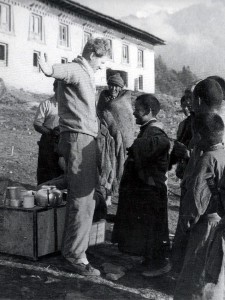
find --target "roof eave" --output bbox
[43,0,165,46]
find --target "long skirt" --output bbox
[112,162,169,260]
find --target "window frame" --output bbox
[59,23,69,47]
[0,42,8,66]
[0,2,11,32]
[33,50,41,72]
[30,13,42,41]
[122,44,129,64]
[137,49,144,68]
[61,57,68,64]
[107,39,113,60]
[138,75,144,91]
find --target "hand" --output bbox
[180,216,191,234]
[173,141,190,159]
[106,196,112,207]
[52,126,60,137]
[38,53,53,77]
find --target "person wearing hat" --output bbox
[97,73,125,113]
[97,72,135,202]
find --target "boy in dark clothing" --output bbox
[169,90,193,179]
[174,113,225,300]
[171,78,224,275]
[112,94,171,277]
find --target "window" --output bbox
[59,23,69,47]
[0,2,10,32]
[122,44,129,64]
[31,14,42,40]
[33,51,40,71]
[107,39,113,60]
[138,49,144,67]
[84,31,91,46]
[139,75,143,90]
[61,57,68,64]
[0,42,7,66]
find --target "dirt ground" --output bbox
[0,86,182,299]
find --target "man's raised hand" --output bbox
[38,53,53,77]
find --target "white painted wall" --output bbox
[0,0,156,94]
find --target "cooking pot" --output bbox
[35,187,62,207]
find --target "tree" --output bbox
[155,56,198,96]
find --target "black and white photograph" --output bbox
[0,0,225,299]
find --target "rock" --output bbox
[106,272,125,281]
[102,262,126,274]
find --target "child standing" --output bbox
[174,113,225,300]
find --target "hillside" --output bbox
[0,85,184,186]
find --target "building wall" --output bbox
[0,0,155,94]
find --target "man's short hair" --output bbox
[194,112,224,145]
[136,94,160,117]
[82,38,111,58]
[193,78,223,110]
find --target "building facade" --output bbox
[0,0,165,94]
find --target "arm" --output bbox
[33,101,52,135]
[38,53,79,84]
[180,155,214,232]
[132,132,170,163]
[38,53,53,77]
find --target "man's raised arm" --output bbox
[38,53,53,77]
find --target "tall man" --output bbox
[38,38,110,276]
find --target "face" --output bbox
[108,84,122,98]
[133,101,148,125]
[89,53,107,73]
[181,96,192,116]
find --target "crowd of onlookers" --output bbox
[32,37,225,299]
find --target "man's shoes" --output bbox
[66,259,101,276]
[142,261,172,277]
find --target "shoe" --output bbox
[142,262,172,277]
[66,260,101,276]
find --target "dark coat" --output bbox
[112,120,170,258]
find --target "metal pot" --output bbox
[51,188,63,206]
[35,188,56,207]
[35,187,62,207]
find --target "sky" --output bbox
[75,0,225,79]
